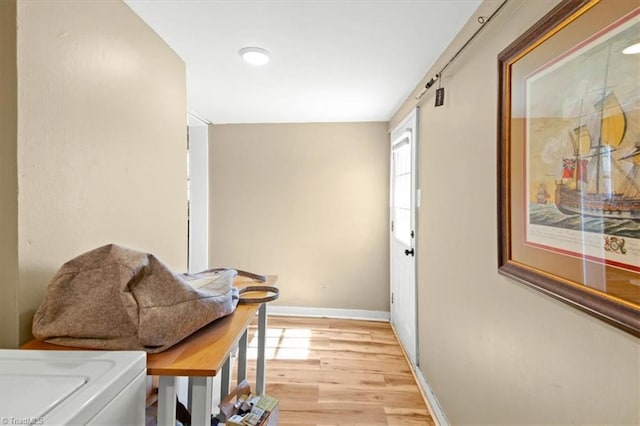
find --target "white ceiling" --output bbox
[124,0,481,124]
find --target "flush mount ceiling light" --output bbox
[239,47,271,66]
[622,42,640,55]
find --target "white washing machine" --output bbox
[0,349,146,425]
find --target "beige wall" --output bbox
[15,0,188,344]
[392,0,640,424]
[209,123,389,311]
[0,0,20,349]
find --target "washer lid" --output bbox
[1,375,86,419]
[0,350,146,424]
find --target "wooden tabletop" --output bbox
[22,275,277,377]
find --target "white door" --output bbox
[390,108,418,365]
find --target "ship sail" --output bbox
[619,147,640,198]
[595,92,626,148]
[583,92,629,196]
[620,146,640,165]
[572,125,592,155]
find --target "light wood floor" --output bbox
[236,315,435,426]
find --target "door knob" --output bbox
[404,248,414,256]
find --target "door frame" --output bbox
[187,113,209,274]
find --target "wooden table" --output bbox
[22,275,277,426]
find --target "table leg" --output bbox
[157,376,177,426]
[237,328,248,383]
[188,377,213,426]
[220,355,231,400]
[256,302,267,395]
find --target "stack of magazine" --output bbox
[224,393,279,426]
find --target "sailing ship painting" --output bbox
[554,90,640,221]
[524,7,640,273]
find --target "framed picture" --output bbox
[498,0,640,335]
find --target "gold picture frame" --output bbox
[498,0,640,336]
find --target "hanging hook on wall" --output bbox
[424,73,440,90]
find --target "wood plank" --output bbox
[306,330,373,341]
[309,348,406,362]
[327,318,391,331]
[319,383,425,408]
[265,383,320,405]
[320,357,412,375]
[385,407,436,426]
[276,402,388,425]
[384,373,424,388]
[247,358,321,370]
[328,339,404,356]
[245,366,387,387]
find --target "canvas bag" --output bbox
[33,244,254,353]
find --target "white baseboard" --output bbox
[388,322,449,426]
[267,305,389,322]
[414,367,450,426]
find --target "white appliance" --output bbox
[0,350,146,425]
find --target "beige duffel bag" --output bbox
[32,244,263,353]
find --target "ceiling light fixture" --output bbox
[622,42,640,55]
[239,47,271,66]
